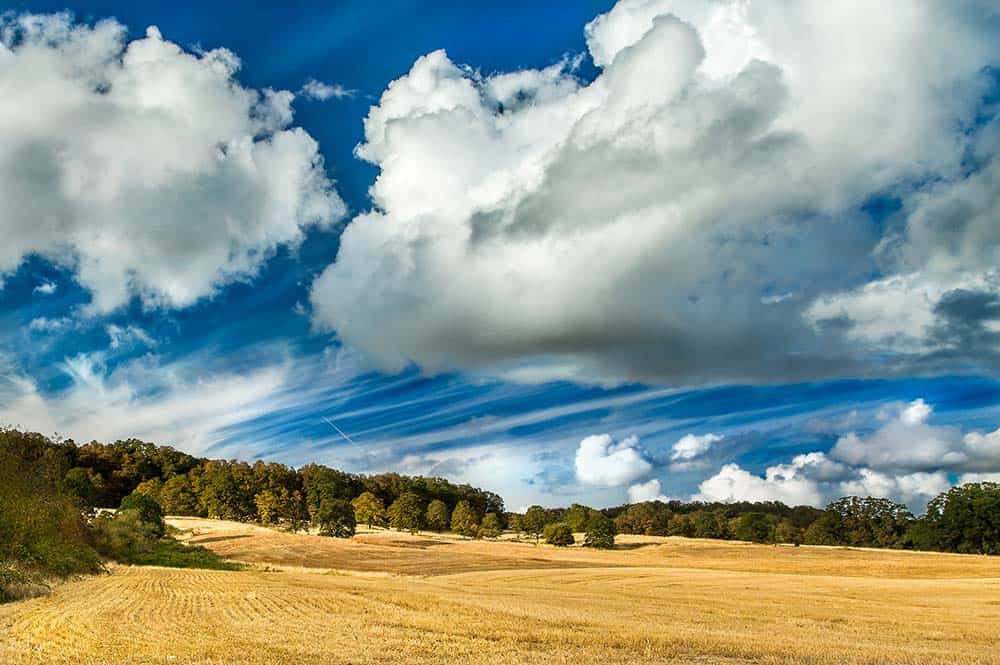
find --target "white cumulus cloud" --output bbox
[0,14,345,313]
[627,478,671,503]
[311,0,999,385]
[575,433,652,486]
[695,458,825,507]
[830,399,1000,473]
[671,432,722,461]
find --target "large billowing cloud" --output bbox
[311,0,999,385]
[0,14,345,312]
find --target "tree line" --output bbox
[0,428,510,599]
[4,426,999,602]
[519,489,999,554]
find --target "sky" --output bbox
[0,0,998,512]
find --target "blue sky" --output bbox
[0,1,998,511]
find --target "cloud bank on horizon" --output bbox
[312,0,1000,385]
[573,399,1000,509]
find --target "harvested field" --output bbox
[1,518,998,664]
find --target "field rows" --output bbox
[1,519,998,664]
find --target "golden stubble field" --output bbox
[1,518,999,665]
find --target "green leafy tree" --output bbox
[480,512,503,539]
[352,491,387,528]
[693,511,726,539]
[668,513,695,537]
[506,513,523,534]
[63,466,104,508]
[803,513,843,546]
[923,482,1000,554]
[450,500,480,537]
[158,474,200,516]
[388,492,425,533]
[733,512,776,543]
[315,498,356,538]
[119,490,165,536]
[775,519,802,545]
[255,490,282,525]
[615,502,671,536]
[826,496,913,548]
[425,499,450,532]
[133,477,163,503]
[284,490,310,532]
[544,523,575,546]
[563,504,594,532]
[583,513,616,549]
[523,505,548,544]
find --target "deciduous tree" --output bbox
[425,499,450,532]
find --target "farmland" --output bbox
[1,518,998,664]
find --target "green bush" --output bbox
[1,436,102,601]
[544,523,574,547]
[119,491,165,536]
[130,539,242,571]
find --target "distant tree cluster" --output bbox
[507,491,1000,554]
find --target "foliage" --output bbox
[479,513,503,539]
[614,502,671,536]
[774,519,802,545]
[522,505,548,543]
[91,510,163,562]
[919,483,1000,554]
[825,497,913,549]
[583,514,615,549]
[732,513,776,543]
[543,523,575,547]
[0,431,102,601]
[425,499,450,532]
[506,512,523,534]
[120,491,166,537]
[353,492,388,528]
[693,511,726,539]
[388,492,425,533]
[315,498,356,538]
[450,500,480,537]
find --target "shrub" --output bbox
[119,491,165,536]
[91,510,161,562]
[544,523,574,547]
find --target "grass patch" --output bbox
[128,538,243,571]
